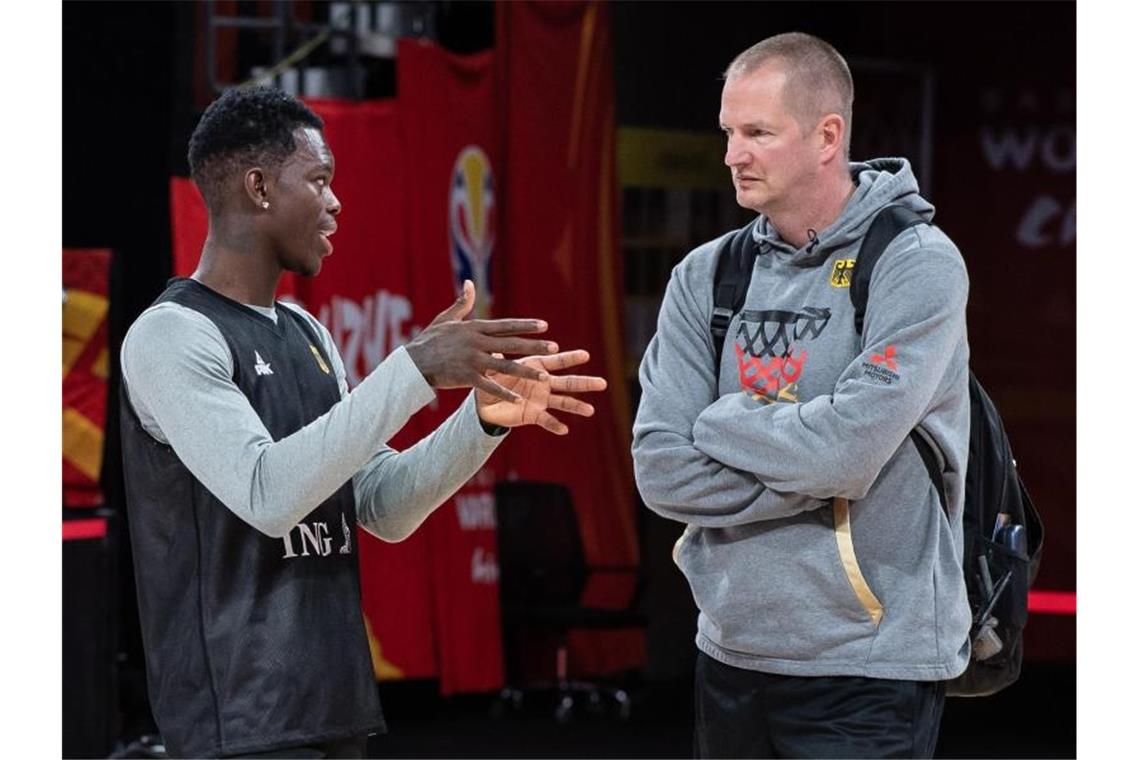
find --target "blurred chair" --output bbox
[494,480,646,722]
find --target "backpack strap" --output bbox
[850,205,925,336]
[848,205,948,516]
[711,220,760,368]
[910,428,949,516]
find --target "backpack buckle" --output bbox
[710,307,733,338]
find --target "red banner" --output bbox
[63,248,111,507]
[496,1,644,676]
[397,38,504,695]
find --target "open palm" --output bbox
[475,350,607,435]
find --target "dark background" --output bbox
[63,2,1074,757]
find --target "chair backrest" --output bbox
[494,481,588,607]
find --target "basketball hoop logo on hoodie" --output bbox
[449,146,496,318]
[734,307,832,404]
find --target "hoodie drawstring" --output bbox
[806,228,820,254]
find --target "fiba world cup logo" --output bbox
[448,146,496,317]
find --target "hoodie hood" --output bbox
[751,157,935,265]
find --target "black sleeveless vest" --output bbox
[120,279,384,758]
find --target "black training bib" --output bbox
[121,279,383,758]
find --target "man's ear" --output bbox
[243,168,269,209]
[818,113,846,164]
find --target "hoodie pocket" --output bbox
[833,497,884,625]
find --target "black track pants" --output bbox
[223,734,369,759]
[694,652,946,759]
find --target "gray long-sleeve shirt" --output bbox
[121,295,505,542]
[632,158,972,680]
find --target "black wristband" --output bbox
[479,418,509,437]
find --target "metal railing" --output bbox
[204,1,438,98]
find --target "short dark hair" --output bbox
[188,86,323,211]
[725,33,854,158]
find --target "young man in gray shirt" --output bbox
[120,86,606,758]
[632,33,971,758]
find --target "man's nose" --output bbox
[724,136,748,168]
[327,189,342,216]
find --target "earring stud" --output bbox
[261,201,269,209]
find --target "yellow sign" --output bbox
[617,127,727,189]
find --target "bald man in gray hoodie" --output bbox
[632,33,971,758]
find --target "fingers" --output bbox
[485,337,560,356]
[535,350,591,371]
[429,280,476,327]
[535,410,569,436]
[485,355,548,382]
[548,374,608,394]
[472,318,549,336]
[547,394,595,417]
[471,373,522,404]
[456,280,475,320]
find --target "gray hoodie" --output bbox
[632,158,972,680]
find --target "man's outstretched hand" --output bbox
[475,350,607,435]
[405,280,560,403]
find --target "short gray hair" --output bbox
[724,32,854,157]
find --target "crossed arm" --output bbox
[632,253,824,527]
[632,231,968,525]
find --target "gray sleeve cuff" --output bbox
[373,345,436,408]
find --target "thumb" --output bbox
[429,280,475,326]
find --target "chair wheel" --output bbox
[555,695,574,724]
[614,689,631,721]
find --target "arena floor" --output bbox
[367,662,1075,758]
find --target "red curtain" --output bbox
[496,0,644,676]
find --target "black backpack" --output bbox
[710,207,1044,697]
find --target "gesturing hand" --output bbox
[405,280,560,403]
[475,350,608,435]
